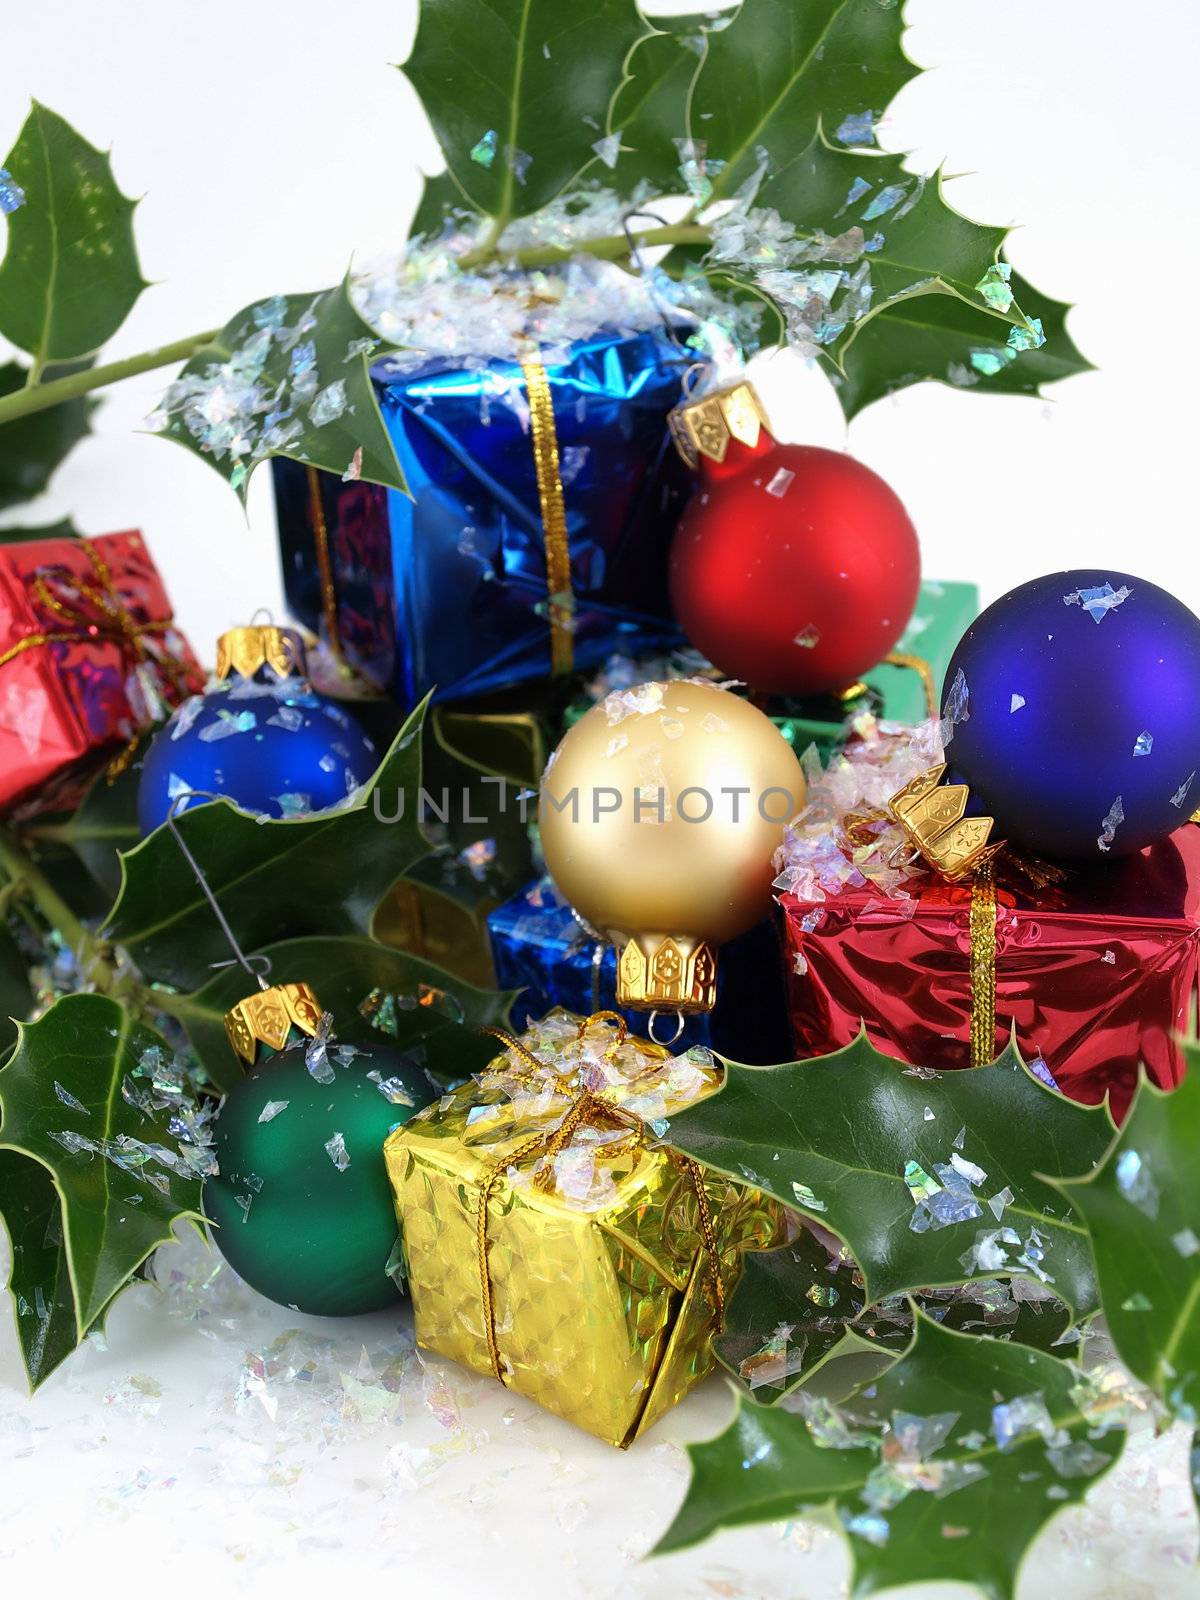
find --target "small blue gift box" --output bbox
[488,877,792,1063]
[273,329,702,709]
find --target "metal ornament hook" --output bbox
[620,205,692,356]
[165,792,272,991]
[647,1009,687,1048]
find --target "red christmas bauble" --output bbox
[669,434,921,697]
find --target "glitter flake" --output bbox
[1063,582,1133,622]
[324,1132,350,1172]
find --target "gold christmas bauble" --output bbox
[539,680,805,1014]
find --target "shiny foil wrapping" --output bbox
[273,330,702,708]
[781,824,1200,1117]
[487,878,793,1063]
[385,1009,789,1448]
[0,530,203,815]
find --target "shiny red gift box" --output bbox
[0,530,204,815]
[781,825,1200,1117]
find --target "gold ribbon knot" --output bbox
[0,540,194,779]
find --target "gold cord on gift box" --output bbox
[521,361,575,675]
[474,1011,725,1382]
[881,650,938,719]
[304,368,576,676]
[304,466,344,663]
[968,860,998,1067]
[0,539,193,779]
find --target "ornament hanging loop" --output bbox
[621,206,692,358]
[165,792,271,991]
[647,1009,686,1048]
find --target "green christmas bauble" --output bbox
[203,1042,432,1316]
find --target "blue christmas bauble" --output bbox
[943,570,1200,860]
[137,626,377,833]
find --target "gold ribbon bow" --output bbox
[0,540,193,779]
[474,1011,725,1383]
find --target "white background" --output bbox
[1,0,1199,650]
[3,3,1200,1596]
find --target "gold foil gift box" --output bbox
[384,1009,789,1448]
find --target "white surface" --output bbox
[3,3,1200,1595]
[2,1229,1198,1600]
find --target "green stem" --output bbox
[0,221,710,430]
[145,985,196,1023]
[0,826,92,959]
[458,220,711,272]
[0,328,221,429]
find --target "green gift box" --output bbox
[863,578,980,727]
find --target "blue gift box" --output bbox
[273,329,702,709]
[488,876,792,1064]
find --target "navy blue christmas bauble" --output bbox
[137,625,377,834]
[943,570,1200,860]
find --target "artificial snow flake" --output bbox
[470,130,497,167]
[1097,795,1124,853]
[1115,1148,1159,1217]
[975,262,1014,312]
[591,132,622,169]
[0,167,26,213]
[324,1132,350,1172]
[309,379,348,427]
[54,1081,88,1114]
[1063,582,1133,622]
[1170,772,1196,809]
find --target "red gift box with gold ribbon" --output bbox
[0,530,204,815]
[780,824,1200,1120]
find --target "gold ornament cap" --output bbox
[614,932,718,1015]
[668,379,769,468]
[224,981,323,1065]
[215,625,307,682]
[888,764,998,880]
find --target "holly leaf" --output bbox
[0,925,35,1052]
[159,934,515,1095]
[752,135,1015,352]
[1047,1049,1200,1425]
[0,1150,83,1389]
[151,280,405,500]
[689,0,918,205]
[656,1311,1127,1600]
[714,1232,908,1404]
[29,736,145,899]
[717,1237,1076,1407]
[0,995,203,1336]
[402,0,649,222]
[0,360,93,511]
[103,706,429,990]
[0,517,83,542]
[832,267,1090,419]
[607,13,712,197]
[0,103,148,363]
[665,1034,1112,1317]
